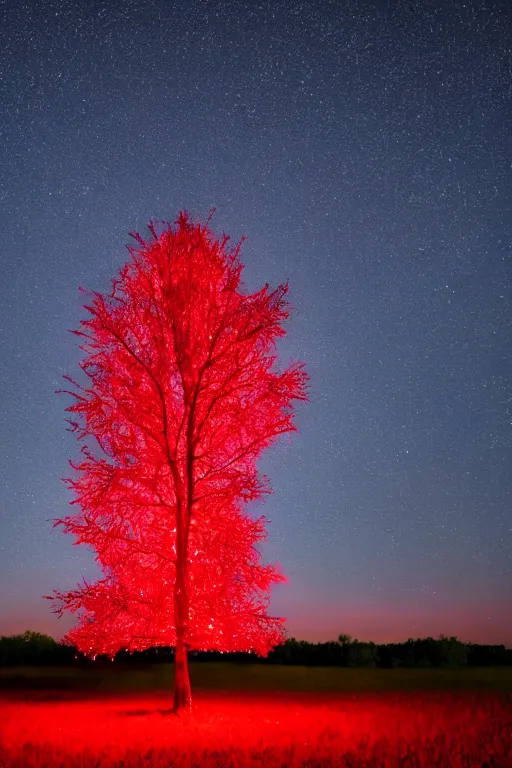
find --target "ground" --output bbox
[0,664,511,766]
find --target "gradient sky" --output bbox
[1,0,510,647]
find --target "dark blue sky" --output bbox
[1,0,510,645]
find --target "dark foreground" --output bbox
[0,665,511,767]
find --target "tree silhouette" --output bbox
[49,212,308,711]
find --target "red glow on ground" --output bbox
[1,690,510,767]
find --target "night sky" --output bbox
[1,0,511,647]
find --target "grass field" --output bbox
[1,664,511,766]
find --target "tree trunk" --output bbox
[173,634,191,713]
[173,511,191,713]
[172,425,193,714]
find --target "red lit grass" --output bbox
[1,688,510,767]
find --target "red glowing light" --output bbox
[2,689,509,765]
[49,212,308,709]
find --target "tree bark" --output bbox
[173,632,191,713]
[172,373,195,714]
[173,504,192,713]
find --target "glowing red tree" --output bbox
[49,213,308,711]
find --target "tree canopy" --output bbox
[49,213,308,708]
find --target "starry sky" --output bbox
[1,0,511,647]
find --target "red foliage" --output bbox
[49,213,308,666]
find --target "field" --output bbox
[1,664,511,767]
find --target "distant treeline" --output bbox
[1,631,511,668]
